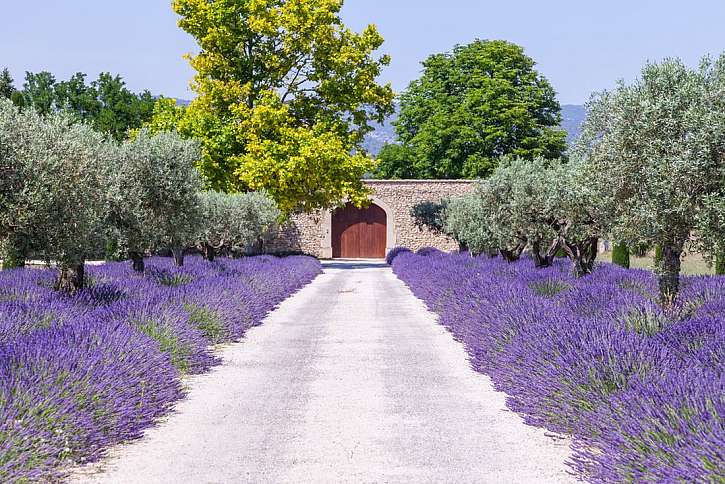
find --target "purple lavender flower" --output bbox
[392,251,724,481]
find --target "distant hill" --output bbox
[560,104,586,145]
[363,104,587,156]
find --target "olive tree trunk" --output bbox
[499,242,527,263]
[531,239,560,268]
[658,244,682,304]
[202,243,215,262]
[129,251,145,272]
[172,247,185,267]
[56,262,85,293]
[561,237,599,277]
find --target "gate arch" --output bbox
[321,197,396,259]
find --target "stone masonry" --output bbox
[267,180,475,258]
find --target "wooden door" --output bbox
[332,203,386,258]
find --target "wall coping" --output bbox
[363,179,476,184]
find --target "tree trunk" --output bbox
[1,236,26,270]
[658,244,682,304]
[561,237,599,277]
[56,262,85,293]
[202,243,215,262]
[172,248,185,267]
[531,239,560,268]
[130,251,145,272]
[500,242,526,263]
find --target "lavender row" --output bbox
[391,250,723,482]
[0,255,321,482]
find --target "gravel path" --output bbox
[74,260,575,484]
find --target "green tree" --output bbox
[196,190,280,260]
[611,242,631,269]
[168,0,394,211]
[0,68,14,99]
[21,71,57,115]
[376,143,418,179]
[54,72,101,123]
[116,130,203,267]
[93,72,156,141]
[576,55,725,302]
[378,39,566,179]
[696,192,725,275]
[16,70,157,140]
[0,100,110,291]
[444,157,605,275]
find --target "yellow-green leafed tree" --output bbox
[169,0,394,212]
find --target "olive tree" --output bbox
[575,55,725,301]
[0,100,32,269]
[196,191,281,261]
[444,192,495,257]
[0,99,109,291]
[696,192,725,274]
[443,156,606,275]
[445,157,561,263]
[115,130,203,268]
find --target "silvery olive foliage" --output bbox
[696,193,725,268]
[0,99,110,289]
[574,55,725,299]
[113,129,203,266]
[444,156,603,273]
[196,190,281,259]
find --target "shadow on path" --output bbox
[321,259,387,270]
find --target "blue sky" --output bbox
[1,1,723,104]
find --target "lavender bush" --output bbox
[392,251,724,482]
[0,255,321,482]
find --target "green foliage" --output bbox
[716,253,725,275]
[382,39,566,179]
[167,0,394,211]
[0,236,25,269]
[0,99,110,289]
[13,70,157,140]
[696,192,725,270]
[530,279,570,297]
[375,143,417,179]
[184,304,226,343]
[114,130,203,260]
[444,156,604,273]
[105,130,202,268]
[0,68,15,99]
[410,200,448,234]
[197,190,281,257]
[575,54,725,299]
[612,242,630,269]
[654,245,663,266]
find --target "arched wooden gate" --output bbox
[331,203,387,258]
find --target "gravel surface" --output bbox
[73,260,575,484]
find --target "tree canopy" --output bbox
[376,39,567,179]
[165,0,394,211]
[196,190,280,260]
[575,55,725,300]
[0,99,110,290]
[2,69,157,140]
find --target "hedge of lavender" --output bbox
[0,255,321,482]
[392,250,723,482]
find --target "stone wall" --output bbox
[266,180,476,258]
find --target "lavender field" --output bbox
[0,255,321,482]
[391,249,724,482]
